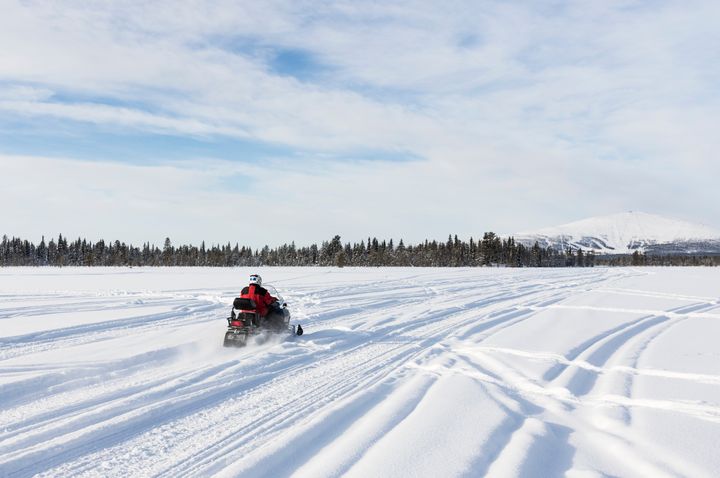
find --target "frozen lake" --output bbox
[1,267,719,477]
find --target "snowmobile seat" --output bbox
[233,298,256,311]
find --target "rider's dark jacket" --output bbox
[240,284,277,317]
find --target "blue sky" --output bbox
[1,0,719,247]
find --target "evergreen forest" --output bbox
[1,234,718,267]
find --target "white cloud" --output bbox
[4,149,711,247]
[1,0,719,240]
[0,100,250,137]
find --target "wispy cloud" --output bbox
[1,0,719,242]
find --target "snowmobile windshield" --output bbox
[263,284,284,303]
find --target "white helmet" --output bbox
[249,274,262,286]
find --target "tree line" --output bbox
[595,251,720,267]
[1,233,597,267]
[2,233,717,268]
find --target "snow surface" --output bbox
[516,211,720,253]
[1,266,720,477]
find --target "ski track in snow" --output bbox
[1,267,720,477]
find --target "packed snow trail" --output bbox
[1,267,719,477]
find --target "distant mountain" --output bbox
[516,212,720,255]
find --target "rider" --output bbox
[240,274,282,327]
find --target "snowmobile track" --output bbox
[2,267,719,478]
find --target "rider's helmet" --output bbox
[249,274,262,286]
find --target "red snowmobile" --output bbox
[223,284,303,347]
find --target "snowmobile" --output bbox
[223,284,303,347]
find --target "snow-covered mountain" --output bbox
[516,211,720,254]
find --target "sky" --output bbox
[1,0,719,248]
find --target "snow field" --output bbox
[1,267,719,477]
